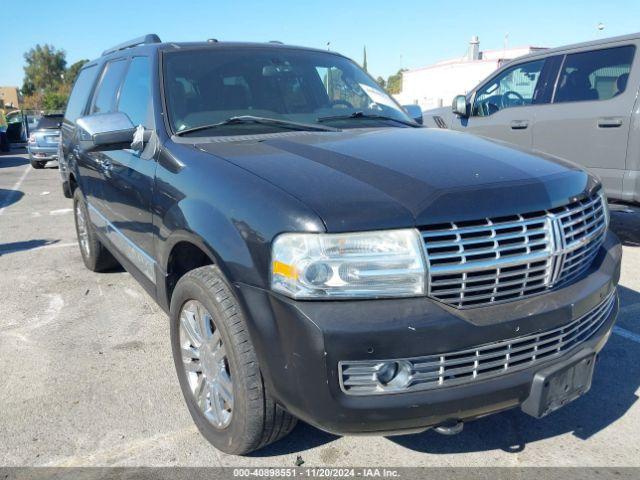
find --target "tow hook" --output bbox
[434,420,464,436]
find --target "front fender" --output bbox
[159,198,257,287]
[153,142,325,310]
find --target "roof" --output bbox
[500,31,640,64]
[95,34,342,64]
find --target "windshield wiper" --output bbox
[317,111,419,127]
[174,115,340,136]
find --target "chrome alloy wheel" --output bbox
[180,299,234,429]
[75,202,90,258]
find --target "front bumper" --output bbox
[28,145,58,160]
[237,231,622,435]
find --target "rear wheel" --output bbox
[170,265,297,454]
[29,157,46,169]
[73,189,119,272]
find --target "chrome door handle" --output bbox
[101,159,113,172]
[510,120,529,130]
[597,117,623,128]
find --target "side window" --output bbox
[117,57,152,127]
[64,65,98,123]
[554,45,635,103]
[91,59,128,114]
[473,59,545,116]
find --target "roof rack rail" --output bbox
[102,34,161,56]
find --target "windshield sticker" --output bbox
[359,84,397,108]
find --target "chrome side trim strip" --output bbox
[87,203,156,283]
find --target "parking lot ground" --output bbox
[1,152,639,467]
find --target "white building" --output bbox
[395,37,547,111]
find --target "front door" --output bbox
[94,56,158,285]
[532,44,636,199]
[451,57,558,149]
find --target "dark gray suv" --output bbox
[59,34,621,454]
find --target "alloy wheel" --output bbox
[179,299,234,429]
[75,202,91,258]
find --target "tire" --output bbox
[170,265,297,455]
[73,188,119,272]
[30,157,46,169]
[61,181,73,199]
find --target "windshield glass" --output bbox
[163,47,412,135]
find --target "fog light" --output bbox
[375,361,412,389]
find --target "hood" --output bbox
[195,128,597,232]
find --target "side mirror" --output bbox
[403,104,423,125]
[452,95,469,117]
[76,112,135,153]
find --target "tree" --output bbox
[376,76,386,89]
[42,90,68,111]
[22,44,67,95]
[362,46,368,72]
[65,59,89,88]
[386,68,407,95]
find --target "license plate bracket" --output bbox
[521,349,596,418]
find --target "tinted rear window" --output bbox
[36,115,63,130]
[65,65,98,123]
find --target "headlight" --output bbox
[271,229,427,299]
[598,189,610,228]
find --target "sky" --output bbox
[3,0,640,88]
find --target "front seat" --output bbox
[221,85,251,110]
[613,73,629,97]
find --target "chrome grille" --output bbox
[339,290,616,395]
[421,192,607,308]
[552,193,607,286]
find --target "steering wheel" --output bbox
[500,90,524,108]
[330,99,353,109]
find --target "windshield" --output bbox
[162,47,413,135]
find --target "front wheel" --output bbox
[170,265,297,454]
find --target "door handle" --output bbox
[510,120,529,130]
[597,117,623,128]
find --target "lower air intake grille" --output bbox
[339,290,616,395]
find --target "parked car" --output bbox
[424,32,640,205]
[60,35,621,455]
[27,113,62,168]
[9,110,44,144]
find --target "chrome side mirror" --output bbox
[452,95,469,118]
[76,112,135,153]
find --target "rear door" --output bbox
[62,63,99,198]
[92,56,158,284]
[532,44,636,199]
[450,57,560,149]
